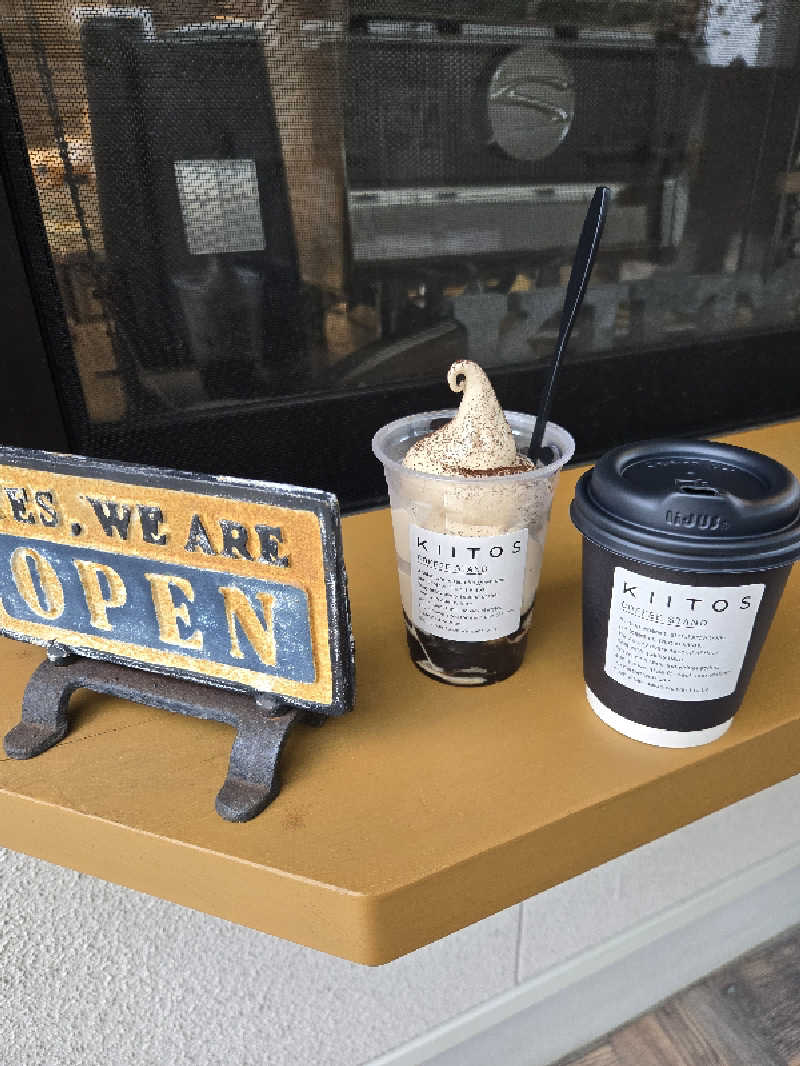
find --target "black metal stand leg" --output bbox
[3,659,79,759]
[2,655,315,822]
[215,697,303,822]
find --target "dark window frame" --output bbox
[0,39,79,454]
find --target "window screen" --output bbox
[2,1,800,498]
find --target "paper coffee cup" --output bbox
[570,439,800,747]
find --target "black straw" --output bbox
[527,185,610,463]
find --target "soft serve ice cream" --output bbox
[403,360,534,477]
[400,360,544,543]
[372,360,574,685]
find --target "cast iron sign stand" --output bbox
[0,448,354,822]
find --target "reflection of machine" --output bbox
[324,4,800,373]
[81,16,306,401]
[331,13,703,359]
[343,21,699,265]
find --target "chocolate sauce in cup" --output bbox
[373,381,574,686]
[570,439,800,747]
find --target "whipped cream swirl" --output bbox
[402,360,534,476]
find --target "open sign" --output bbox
[0,447,354,715]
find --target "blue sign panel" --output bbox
[0,536,316,684]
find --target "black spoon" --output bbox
[527,185,610,464]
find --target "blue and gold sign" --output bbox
[0,447,354,714]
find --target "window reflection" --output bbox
[6,0,800,421]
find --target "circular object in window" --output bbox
[487,45,575,162]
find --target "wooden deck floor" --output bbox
[554,923,800,1066]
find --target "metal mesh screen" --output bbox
[2,0,800,449]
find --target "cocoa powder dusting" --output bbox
[455,461,534,477]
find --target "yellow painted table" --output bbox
[2,421,800,965]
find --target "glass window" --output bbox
[2,1,800,507]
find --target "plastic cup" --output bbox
[372,410,575,685]
[570,438,800,747]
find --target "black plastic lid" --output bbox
[570,438,800,572]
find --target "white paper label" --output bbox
[605,567,765,702]
[409,524,527,641]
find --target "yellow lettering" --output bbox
[145,572,203,650]
[73,560,127,630]
[10,547,64,620]
[219,585,276,666]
